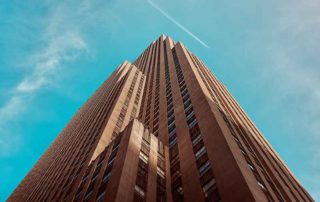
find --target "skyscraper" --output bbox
[8,35,313,202]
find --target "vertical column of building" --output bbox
[133,130,151,201]
[50,65,130,201]
[129,73,145,122]
[214,81,312,201]
[169,42,269,201]
[83,133,122,201]
[112,67,139,136]
[55,72,127,201]
[92,64,144,161]
[171,46,221,202]
[72,143,111,201]
[160,37,184,202]
[156,141,167,202]
[151,38,161,136]
[138,42,156,122]
[145,37,200,201]
[133,46,150,73]
[96,120,141,202]
[69,120,135,202]
[184,50,283,201]
[185,47,312,201]
[146,40,158,130]
[37,62,140,202]
[192,53,302,200]
[104,120,161,202]
[24,65,127,202]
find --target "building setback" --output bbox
[8,35,314,202]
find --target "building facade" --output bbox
[8,35,313,202]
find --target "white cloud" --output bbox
[0,1,89,157]
[0,96,26,157]
[16,31,87,93]
[255,0,320,198]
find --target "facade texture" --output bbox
[8,35,313,202]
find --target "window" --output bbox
[170,161,180,175]
[188,119,198,129]
[102,172,111,183]
[84,191,93,201]
[198,161,211,176]
[185,106,194,118]
[136,172,148,190]
[258,181,266,190]
[168,124,176,134]
[142,132,151,143]
[167,109,174,118]
[158,142,165,156]
[204,182,220,202]
[196,152,209,169]
[168,120,175,130]
[84,180,96,201]
[141,141,150,156]
[195,146,206,160]
[187,114,197,127]
[138,159,148,175]
[192,135,202,146]
[202,178,216,193]
[200,169,214,186]
[103,164,113,179]
[153,124,159,133]
[169,136,177,147]
[108,153,116,166]
[139,152,149,163]
[179,80,185,87]
[193,140,205,154]
[167,116,175,126]
[172,177,182,190]
[157,167,165,178]
[182,94,190,103]
[169,144,179,160]
[135,185,146,197]
[172,177,184,202]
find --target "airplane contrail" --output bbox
[147,0,209,48]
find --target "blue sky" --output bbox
[0,0,319,200]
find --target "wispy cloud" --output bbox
[0,2,89,157]
[16,32,87,93]
[146,0,209,48]
[254,0,320,199]
[0,96,26,157]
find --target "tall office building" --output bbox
[9,35,313,202]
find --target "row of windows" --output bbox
[189,49,301,201]
[130,74,144,121]
[138,43,156,120]
[187,49,287,201]
[134,133,151,202]
[151,42,161,136]
[145,42,159,127]
[163,44,184,202]
[114,69,139,135]
[134,46,150,72]
[172,48,220,202]
[157,143,166,202]
[219,111,280,201]
[51,76,129,201]
[42,71,129,201]
[186,51,220,106]
[73,134,122,202]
